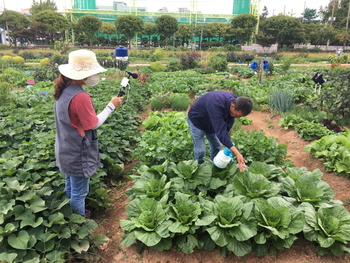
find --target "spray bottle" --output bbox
[213,147,234,169]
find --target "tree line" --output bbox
[0,0,350,51]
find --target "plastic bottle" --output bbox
[213,148,232,169]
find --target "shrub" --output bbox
[0,68,28,86]
[153,47,165,58]
[0,81,12,105]
[50,54,68,66]
[150,97,164,110]
[98,57,114,67]
[12,56,25,64]
[32,65,60,82]
[177,46,190,51]
[115,59,128,70]
[327,54,348,64]
[40,57,50,66]
[226,52,241,63]
[178,52,201,69]
[208,53,228,72]
[42,52,53,58]
[150,90,173,109]
[54,40,65,52]
[208,46,225,52]
[267,61,274,74]
[171,93,190,111]
[149,61,164,72]
[0,58,9,71]
[12,48,19,54]
[165,60,183,72]
[225,44,240,51]
[239,53,256,63]
[0,44,10,50]
[96,52,111,58]
[149,54,159,62]
[280,57,293,72]
[129,50,149,58]
[306,57,326,63]
[20,51,37,60]
[1,55,12,61]
[165,45,175,51]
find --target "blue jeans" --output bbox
[187,118,222,163]
[65,175,90,215]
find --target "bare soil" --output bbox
[94,110,350,263]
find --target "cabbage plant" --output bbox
[126,171,171,202]
[167,160,212,193]
[280,173,334,207]
[120,198,173,249]
[209,162,239,190]
[301,202,350,256]
[253,196,305,256]
[199,195,256,256]
[168,192,203,254]
[168,192,202,234]
[232,171,281,199]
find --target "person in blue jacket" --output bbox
[250,61,258,72]
[263,60,269,73]
[187,91,252,172]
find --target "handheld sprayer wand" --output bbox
[114,71,138,110]
[117,71,138,97]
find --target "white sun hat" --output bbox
[58,49,107,80]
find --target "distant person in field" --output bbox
[53,49,124,217]
[187,91,252,172]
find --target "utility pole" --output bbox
[327,0,338,48]
[200,27,203,50]
[302,1,306,23]
[3,0,10,46]
[330,0,337,26]
[129,0,137,49]
[258,60,263,83]
[189,0,198,50]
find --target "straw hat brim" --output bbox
[58,64,107,80]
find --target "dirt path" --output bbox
[94,110,350,263]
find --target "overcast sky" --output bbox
[2,0,330,17]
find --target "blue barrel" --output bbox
[115,46,128,59]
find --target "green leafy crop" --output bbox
[301,203,350,256]
[253,196,305,256]
[305,129,350,177]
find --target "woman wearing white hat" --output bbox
[54,49,124,217]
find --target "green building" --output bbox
[65,0,259,43]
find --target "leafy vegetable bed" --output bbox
[121,160,350,257]
[0,69,150,262]
[120,111,350,258]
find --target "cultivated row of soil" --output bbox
[94,110,350,263]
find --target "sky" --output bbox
[1,0,331,17]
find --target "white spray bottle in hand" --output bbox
[213,147,234,169]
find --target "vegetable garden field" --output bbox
[1,49,350,263]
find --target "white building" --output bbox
[0,28,9,45]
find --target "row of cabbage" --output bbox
[122,110,350,257]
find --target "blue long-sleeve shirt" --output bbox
[188,91,237,149]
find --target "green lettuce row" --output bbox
[121,160,350,257]
[305,128,350,177]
